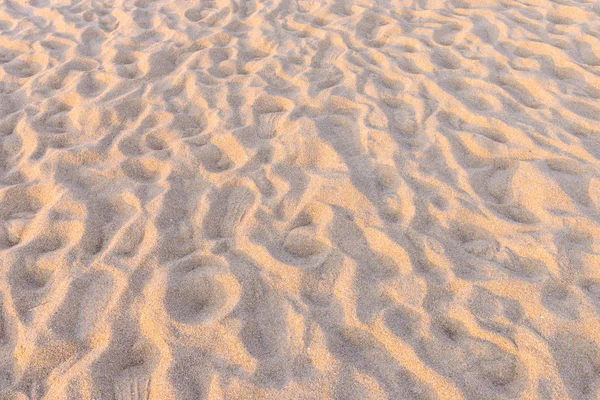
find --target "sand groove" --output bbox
[0,0,600,398]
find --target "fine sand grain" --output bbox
[1,0,600,399]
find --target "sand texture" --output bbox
[1,0,600,398]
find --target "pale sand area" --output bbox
[1,0,600,398]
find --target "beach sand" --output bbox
[1,0,600,398]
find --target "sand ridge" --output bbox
[1,0,600,398]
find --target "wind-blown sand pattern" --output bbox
[0,0,600,398]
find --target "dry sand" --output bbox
[1,0,600,398]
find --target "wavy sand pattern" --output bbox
[1,0,600,398]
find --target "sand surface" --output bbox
[1,0,600,398]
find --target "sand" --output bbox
[0,0,600,398]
